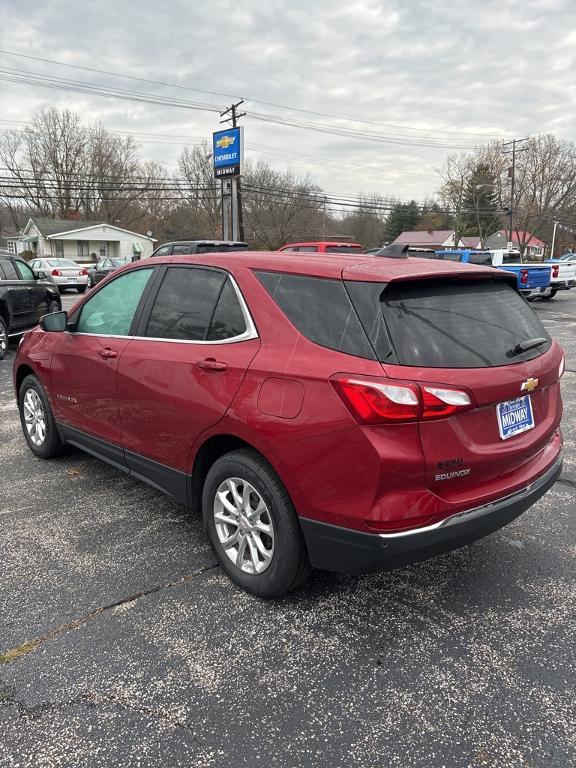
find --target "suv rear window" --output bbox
[348,279,551,368]
[324,246,362,254]
[256,271,375,359]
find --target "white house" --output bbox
[12,218,156,262]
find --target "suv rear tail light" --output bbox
[520,269,528,285]
[552,265,559,278]
[51,269,62,276]
[331,376,472,424]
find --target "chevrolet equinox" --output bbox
[14,252,563,596]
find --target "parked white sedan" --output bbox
[29,258,89,293]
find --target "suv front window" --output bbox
[76,268,153,336]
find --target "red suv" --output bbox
[14,252,563,596]
[278,241,363,255]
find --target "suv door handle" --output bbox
[196,358,227,371]
[98,348,118,359]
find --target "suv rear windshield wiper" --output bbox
[506,337,548,358]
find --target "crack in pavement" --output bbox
[0,686,203,746]
[0,563,219,666]
[557,475,576,489]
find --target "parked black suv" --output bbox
[151,240,249,257]
[0,250,61,360]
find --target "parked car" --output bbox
[151,240,249,257]
[87,257,134,288]
[0,249,61,360]
[542,257,576,298]
[29,257,89,293]
[278,241,363,254]
[14,252,563,596]
[556,252,576,262]
[435,249,551,298]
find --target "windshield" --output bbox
[346,278,551,368]
[324,245,362,254]
[47,259,78,267]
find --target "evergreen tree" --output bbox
[385,200,421,241]
[460,163,502,244]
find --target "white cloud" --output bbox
[1,0,575,199]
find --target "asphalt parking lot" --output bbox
[1,290,575,768]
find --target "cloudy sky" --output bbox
[1,0,575,200]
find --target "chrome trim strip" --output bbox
[378,456,562,540]
[68,273,258,345]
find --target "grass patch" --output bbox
[0,640,40,664]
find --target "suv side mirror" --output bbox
[40,310,68,332]
[35,270,47,280]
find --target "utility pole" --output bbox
[550,220,559,259]
[220,99,246,241]
[502,137,529,246]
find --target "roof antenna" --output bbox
[372,244,409,259]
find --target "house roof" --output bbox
[461,236,481,247]
[22,217,156,242]
[492,229,545,247]
[26,217,102,236]
[392,229,455,246]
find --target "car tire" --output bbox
[18,374,65,459]
[203,449,311,597]
[0,315,8,361]
[77,285,87,294]
[541,289,557,301]
[48,300,61,314]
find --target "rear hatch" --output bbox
[345,272,563,499]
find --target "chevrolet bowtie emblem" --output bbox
[521,378,539,393]
[216,135,235,149]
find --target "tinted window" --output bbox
[355,279,550,368]
[207,278,247,340]
[297,246,318,252]
[14,260,35,280]
[256,271,375,359]
[1,260,18,279]
[503,252,520,264]
[48,259,78,268]
[468,252,492,266]
[76,268,153,336]
[0,263,6,279]
[324,246,362,254]
[146,267,225,341]
[195,243,248,253]
[152,245,172,257]
[172,244,193,254]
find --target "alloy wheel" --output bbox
[213,477,275,574]
[0,322,6,357]
[23,389,47,446]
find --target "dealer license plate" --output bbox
[496,395,535,440]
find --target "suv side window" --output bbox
[0,262,6,279]
[297,246,318,252]
[256,271,375,359]
[145,267,225,341]
[171,244,193,254]
[76,268,153,336]
[14,260,35,280]
[207,278,247,340]
[2,259,19,279]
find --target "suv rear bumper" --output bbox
[300,456,562,573]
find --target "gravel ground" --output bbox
[0,290,575,768]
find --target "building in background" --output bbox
[485,230,545,259]
[391,229,463,249]
[10,218,156,262]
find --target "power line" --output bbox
[0,48,509,141]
